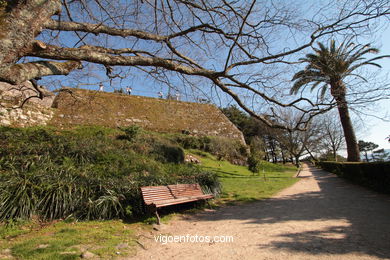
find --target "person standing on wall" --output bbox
[126,86,132,95]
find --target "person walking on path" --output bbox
[99,83,104,91]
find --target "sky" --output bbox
[36,1,390,151]
[356,25,390,150]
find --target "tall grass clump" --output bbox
[0,126,220,221]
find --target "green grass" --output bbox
[187,149,299,203]
[0,220,140,259]
[0,137,298,260]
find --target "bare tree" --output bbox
[0,0,389,129]
[269,109,322,167]
[316,112,345,161]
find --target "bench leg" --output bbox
[155,209,161,225]
[151,205,161,225]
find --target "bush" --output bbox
[117,125,142,142]
[317,161,390,193]
[247,155,261,174]
[175,135,210,150]
[0,126,220,221]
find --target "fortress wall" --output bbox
[49,88,246,144]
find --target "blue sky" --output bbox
[357,25,390,150]
[36,2,389,151]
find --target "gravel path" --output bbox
[129,164,390,260]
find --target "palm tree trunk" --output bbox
[332,85,360,162]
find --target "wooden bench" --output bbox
[141,183,214,224]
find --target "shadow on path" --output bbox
[191,165,390,258]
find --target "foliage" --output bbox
[358,140,379,162]
[221,105,265,143]
[319,151,347,162]
[291,39,388,162]
[175,134,247,163]
[247,155,261,174]
[0,126,220,221]
[317,161,390,193]
[118,125,142,142]
[372,149,390,162]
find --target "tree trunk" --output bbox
[281,149,286,164]
[304,145,316,161]
[0,0,80,85]
[295,155,300,168]
[332,84,360,162]
[331,145,337,161]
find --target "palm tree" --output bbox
[291,40,388,162]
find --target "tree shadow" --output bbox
[187,166,390,258]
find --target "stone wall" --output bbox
[50,88,246,144]
[0,82,55,127]
[0,85,246,144]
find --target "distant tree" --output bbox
[271,109,322,167]
[291,39,389,162]
[372,148,390,162]
[221,105,266,143]
[316,112,345,161]
[358,140,379,162]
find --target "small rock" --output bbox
[81,251,96,259]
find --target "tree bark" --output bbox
[0,0,62,81]
[332,84,360,162]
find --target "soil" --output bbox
[128,164,390,260]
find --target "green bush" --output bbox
[247,155,261,174]
[117,125,142,142]
[175,135,211,150]
[317,161,390,193]
[0,126,220,221]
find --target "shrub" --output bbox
[117,125,142,142]
[317,161,390,194]
[247,155,261,174]
[0,126,220,221]
[175,135,210,150]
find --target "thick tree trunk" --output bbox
[0,0,78,84]
[332,84,360,162]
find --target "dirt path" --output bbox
[129,164,390,260]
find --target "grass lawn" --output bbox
[0,151,298,259]
[188,150,299,203]
[0,220,141,259]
